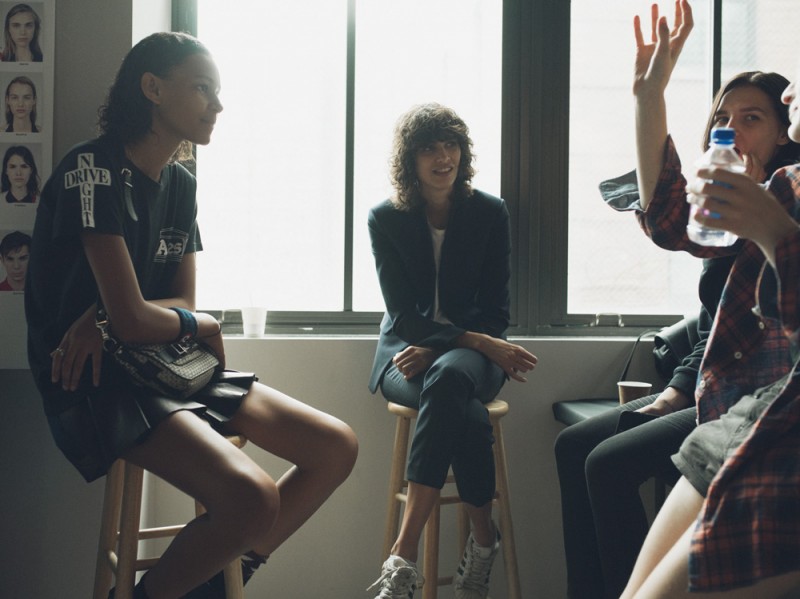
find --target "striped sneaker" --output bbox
[367,555,421,599]
[454,529,500,599]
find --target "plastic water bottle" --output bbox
[686,127,744,246]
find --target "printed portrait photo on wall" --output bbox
[1,3,43,63]
[0,229,30,291]
[3,74,40,133]
[2,144,39,203]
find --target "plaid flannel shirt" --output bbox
[637,139,800,591]
[636,137,797,424]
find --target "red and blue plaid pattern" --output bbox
[636,143,800,590]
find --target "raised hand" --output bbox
[633,0,694,98]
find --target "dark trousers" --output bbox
[553,394,696,599]
[380,348,506,507]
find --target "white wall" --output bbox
[1,336,660,598]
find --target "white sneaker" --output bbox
[454,530,500,599]
[367,555,421,599]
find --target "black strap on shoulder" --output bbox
[619,329,658,382]
[120,167,138,222]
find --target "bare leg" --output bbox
[222,382,358,556]
[121,382,356,598]
[620,477,703,599]
[632,522,800,598]
[123,410,281,599]
[391,481,440,562]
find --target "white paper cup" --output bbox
[241,307,267,337]
[617,381,653,404]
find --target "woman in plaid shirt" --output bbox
[620,9,800,599]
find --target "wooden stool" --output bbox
[382,399,521,599]
[92,435,248,599]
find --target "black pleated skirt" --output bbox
[38,367,257,482]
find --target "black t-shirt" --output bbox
[25,139,202,399]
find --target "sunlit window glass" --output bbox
[568,0,711,317]
[720,0,796,85]
[353,0,503,311]
[195,2,348,311]
[194,1,502,314]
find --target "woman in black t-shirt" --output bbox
[25,32,357,599]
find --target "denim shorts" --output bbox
[672,373,788,497]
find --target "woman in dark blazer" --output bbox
[367,103,537,599]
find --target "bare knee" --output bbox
[213,465,280,548]
[321,419,359,483]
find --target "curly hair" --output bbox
[702,71,800,177]
[389,103,475,210]
[97,32,210,163]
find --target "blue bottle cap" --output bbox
[711,127,735,144]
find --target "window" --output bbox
[191,0,502,324]
[568,0,710,318]
[176,0,795,334]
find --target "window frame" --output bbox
[174,0,726,337]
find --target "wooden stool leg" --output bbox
[222,560,244,599]
[492,421,522,599]
[194,500,244,599]
[383,415,411,560]
[115,462,145,599]
[93,460,125,599]
[422,500,440,599]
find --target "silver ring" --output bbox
[54,347,65,357]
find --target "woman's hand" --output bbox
[51,304,103,391]
[632,0,693,99]
[687,167,799,263]
[393,346,441,380]
[462,333,538,382]
[197,312,225,369]
[638,386,691,416]
[742,151,767,184]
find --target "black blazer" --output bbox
[367,189,511,392]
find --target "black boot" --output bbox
[183,551,267,598]
[108,575,150,599]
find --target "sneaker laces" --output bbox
[455,532,499,596]
[367,556,420,599]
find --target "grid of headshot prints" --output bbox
[0,1,53,368]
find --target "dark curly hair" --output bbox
[389,103,475,210]
[97,32,210,163]
[702,71,800,177]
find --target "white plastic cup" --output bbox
[241,307,267,337]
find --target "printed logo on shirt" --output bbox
[64,153,112,229]
[154,228,189,263]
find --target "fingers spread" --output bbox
[633,14,645,48]
[650,3,659,42]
